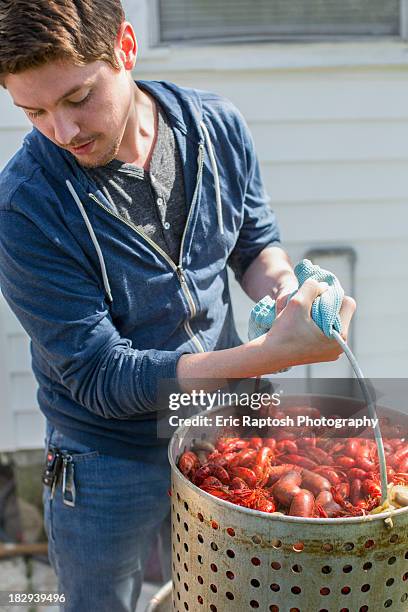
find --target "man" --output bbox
[0,1,355,610]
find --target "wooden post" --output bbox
[0,542,48,560]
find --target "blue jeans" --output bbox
[43,422,171,612]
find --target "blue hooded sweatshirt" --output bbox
[0,80,280,460]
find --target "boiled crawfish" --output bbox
[177,428,408,518]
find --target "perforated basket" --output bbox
[168,397,408,612]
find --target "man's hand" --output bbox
[177,277,356,390]
[273,275,299,316]
[262,278,356,369]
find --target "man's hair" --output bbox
[0,0,125,81]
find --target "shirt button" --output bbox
[157,197,163,205]
[164,222,171,230]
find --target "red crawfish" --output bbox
[387,467,396,479]
[314,467,344,485]
[387,437,406,450]
[361,478,381,498]
[254,498,276,513]
[276,439,298,454]
[229,466,257,488]
[206,449,236,466]
[336,481,350,499]
[321,441,345,454]
[253,464,272,488]
[282,454,317,470]
[194,463,230,486]
[248,437,263,450]
[344,438,362,458]
[229,448,257,468]
[314,503,328,518]
[262,438,277,451]
[230,477,248,490]
[256,446,274,469]
[392,472,408,485]
[179,430,408,518]
[355,456,377,472]
[335,456,356,469]
[216,437,249,453]
[347,468,368,481]
[178,451,200,477]
[392,444,408,470]
[201,476,223,488]
[228,487,276,513]
[200,485,231,501]
[297,436,317,450]
[206,450,224,464]
[304,447,334,466]
[331,485,367,517]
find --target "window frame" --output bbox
[150,0,408,46]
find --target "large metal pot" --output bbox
[168,395,408,611]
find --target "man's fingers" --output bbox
[275,293,291,316]
[290,280,356,338]
[339,296,356,336]
[293,278,328,306]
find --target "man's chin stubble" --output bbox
[76,137,122,169]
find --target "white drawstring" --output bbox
[200,121,224,235]
[66,180,113,303]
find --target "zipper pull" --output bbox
[176,266,186,284]
[62,455,76,508]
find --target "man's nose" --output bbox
[52,112,81,147]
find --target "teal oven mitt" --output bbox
[248,259,344,372]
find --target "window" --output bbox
[157,0,404,44]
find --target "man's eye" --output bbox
[26,110,43,119]
[24,90,92,119]
[70,91,92,106]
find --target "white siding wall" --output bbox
[0,5,407,450]
[0,89,43,450]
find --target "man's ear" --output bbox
[115,22,138,71]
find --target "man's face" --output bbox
[5,58,134,168]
